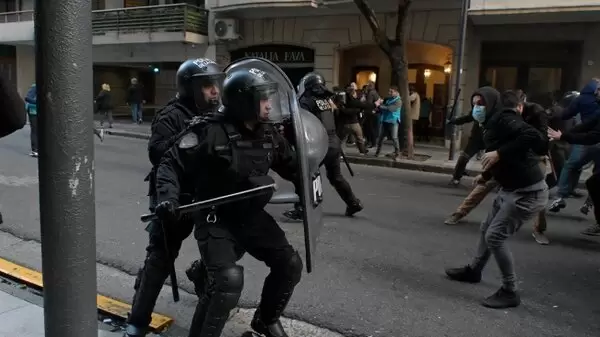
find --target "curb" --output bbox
[105,129,588,189]
[0,257,173,332]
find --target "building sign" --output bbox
[230,44,315,64]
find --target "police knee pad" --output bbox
[277,251,303,285]
[213,265,244,294]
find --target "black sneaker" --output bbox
[449,179,460,187]
[283,208,303,221]
[345,200,363,217]
[481,287,521,309]
[445,265,481,283]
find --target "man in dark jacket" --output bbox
[338,85,377,154]
[445,89,548,309]
[549,115,600,236]
[0,73,27,225]
[127,78,144,124]
[549,80,600,212]
[447,110,485,186]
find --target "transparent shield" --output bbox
[225,57,296,120]
[191,74,225,108]
[254,83,284,123]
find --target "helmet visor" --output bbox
[191,73,225,108]
[254,83,284,123]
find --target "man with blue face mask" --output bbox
[445,89,549,309]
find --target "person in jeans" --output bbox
[549,111,600,235]
[375,86,402,160]
[549,80,600,212]
[24,83,38,157]
[445,89,548,309]
[127,78,144,124]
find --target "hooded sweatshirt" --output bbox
[562,79,600,123]
[476,86,546,190]
[25,84,37,115]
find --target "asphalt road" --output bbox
[1,127,599,337]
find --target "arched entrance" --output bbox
[230,44,315,88]
[339,41,453,141]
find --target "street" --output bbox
[0,127,599,337]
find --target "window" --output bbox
[92,0,105,10]
[527,67,562,97]
[0,0,16,13]
[484,67,518,93]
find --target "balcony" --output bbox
[92,3,208,44]
[0,4,208,45]
[469,0,600,25]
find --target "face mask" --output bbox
[472,105,486,123]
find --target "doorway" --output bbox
[282,67,314,89]
[352,66,379,92]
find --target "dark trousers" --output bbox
[322,137,358,205]
[188,210,302,336]
[452,138,483,181]
[363,113,379,146]
[127,219,194,329]
[586,173,600,226]
[29,114,38,152]
[416,118,430,141]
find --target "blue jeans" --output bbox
[557,145,600,198]
[376,122,400,153]
[131,103,142,122]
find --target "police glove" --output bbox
[155,200,180,222]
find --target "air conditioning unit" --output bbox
[214,18,240,41]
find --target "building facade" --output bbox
[0,0,211,110]
[207,0,600,144]
[1,0,599,138]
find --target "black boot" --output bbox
[123,325,145,337]
[252,253,303,337]
[345,199,363,217]
[251,309,289,337]
[282,204,303,221]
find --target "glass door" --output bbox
[527,67,562,98]
[483,67,518,92]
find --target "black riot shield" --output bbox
[225,57,329,273]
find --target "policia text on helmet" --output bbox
[222,67,285,127]
[176,58,225,112]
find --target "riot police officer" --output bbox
[285,72,363,220]
[154,61,304,337]
[124,58,225,337]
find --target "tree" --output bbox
[353,0,414,159]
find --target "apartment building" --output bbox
[0,0,211,109]
[207,0,600,142]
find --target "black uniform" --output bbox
[154,65,303,337]
[124,58,225,337]
[296,73,363,216]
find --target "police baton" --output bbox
[340,150,355,177]
[141,183,278,223]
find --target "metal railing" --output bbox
[0,3,208,35]
[92,3,208,36]
[0,10,34,23]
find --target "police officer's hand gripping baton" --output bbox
[141,183,278,222]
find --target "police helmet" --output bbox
[176,58,225,112]
[558,91,579,108]
[299,72,332,98]
[222,67,284,124]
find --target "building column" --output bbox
[16,45,36,97]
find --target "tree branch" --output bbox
[353,0,390,51]
[395,0,412,41]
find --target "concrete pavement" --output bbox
[1,126,600,336]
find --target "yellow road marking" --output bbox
[0,257,173,331]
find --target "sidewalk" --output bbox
[102,121,593,184]
[0,281,121,337]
